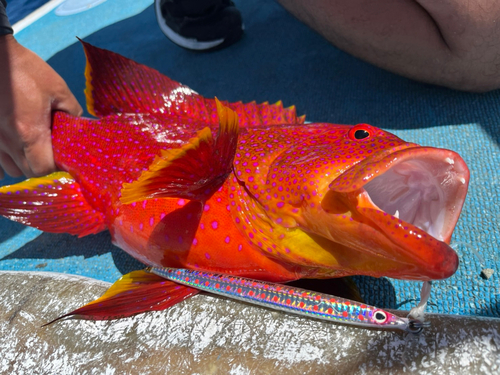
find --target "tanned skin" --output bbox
[0,35,82,179]
[277,0,500,92]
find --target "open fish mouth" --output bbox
[329,147,470,244]
[319,146,469,280]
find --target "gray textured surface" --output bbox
[1,271,499,374]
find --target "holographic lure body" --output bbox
[150,267,423,333]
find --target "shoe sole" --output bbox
[155,0,225,51]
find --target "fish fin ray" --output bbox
[80,41,305,125]
[238,101,305,126]
[120,99,239,203]
[43,269,199,324]
[80,40,201,117]
[0,172,106,237]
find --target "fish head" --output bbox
[244,124,469,281]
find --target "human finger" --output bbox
[24,130,56,177]
[52,80,83,117]
[0,152,23,178]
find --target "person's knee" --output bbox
[443,51,500,93]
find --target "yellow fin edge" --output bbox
[215,97,239,136]
[83,47,96,117]
[120,127,213,204]
[0,172,74,193]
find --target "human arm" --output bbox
[277,0,500,92]
[0,0,82,179]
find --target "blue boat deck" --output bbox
[1,0,499,317]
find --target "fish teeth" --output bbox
[394,210,400,219]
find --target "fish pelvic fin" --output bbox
[43,269,199,324]
[120,99,239,204]
[0,172,106,237]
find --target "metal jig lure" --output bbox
[149,267,424,333]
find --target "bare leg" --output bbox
[276,0,500,92]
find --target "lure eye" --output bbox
[373,310,388,324]
[348,124,373,141]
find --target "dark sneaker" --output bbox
[155,0,243,51]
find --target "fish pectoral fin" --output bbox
[0,172,106,237]
[43,269,199,324]
[120,98,239,204]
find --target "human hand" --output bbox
[0,35,82,179]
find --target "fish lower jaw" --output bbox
[360,153,469,243]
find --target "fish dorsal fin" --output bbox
[81,40,199,117]
[0,172,106,237]
[256,101,305,126]
[80,40,306,125]
[120,99,239,204]
[44,269,199,324]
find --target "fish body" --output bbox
[49,112,466,282]
[0,42,469,321]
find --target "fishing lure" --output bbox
[150,267,425,333]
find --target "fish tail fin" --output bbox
[43,269,199,325]
[0,172,106,237]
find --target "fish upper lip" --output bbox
[328,146,470,243]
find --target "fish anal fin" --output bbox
[43,269,199,324]
[120,99,239,204]
[0,172,106,237]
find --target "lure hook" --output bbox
[406,319,430,334]
[407,319,423,334]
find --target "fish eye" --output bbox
[354,129,370,139]
[348,124,372,141]
[373,310,388,324]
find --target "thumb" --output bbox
[23,82,81,177]
[24,128,56,177]
[52,80,83,117]
[24,79,82,177]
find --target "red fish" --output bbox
[0,42,469,321]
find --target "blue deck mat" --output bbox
[0,1,499,317]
